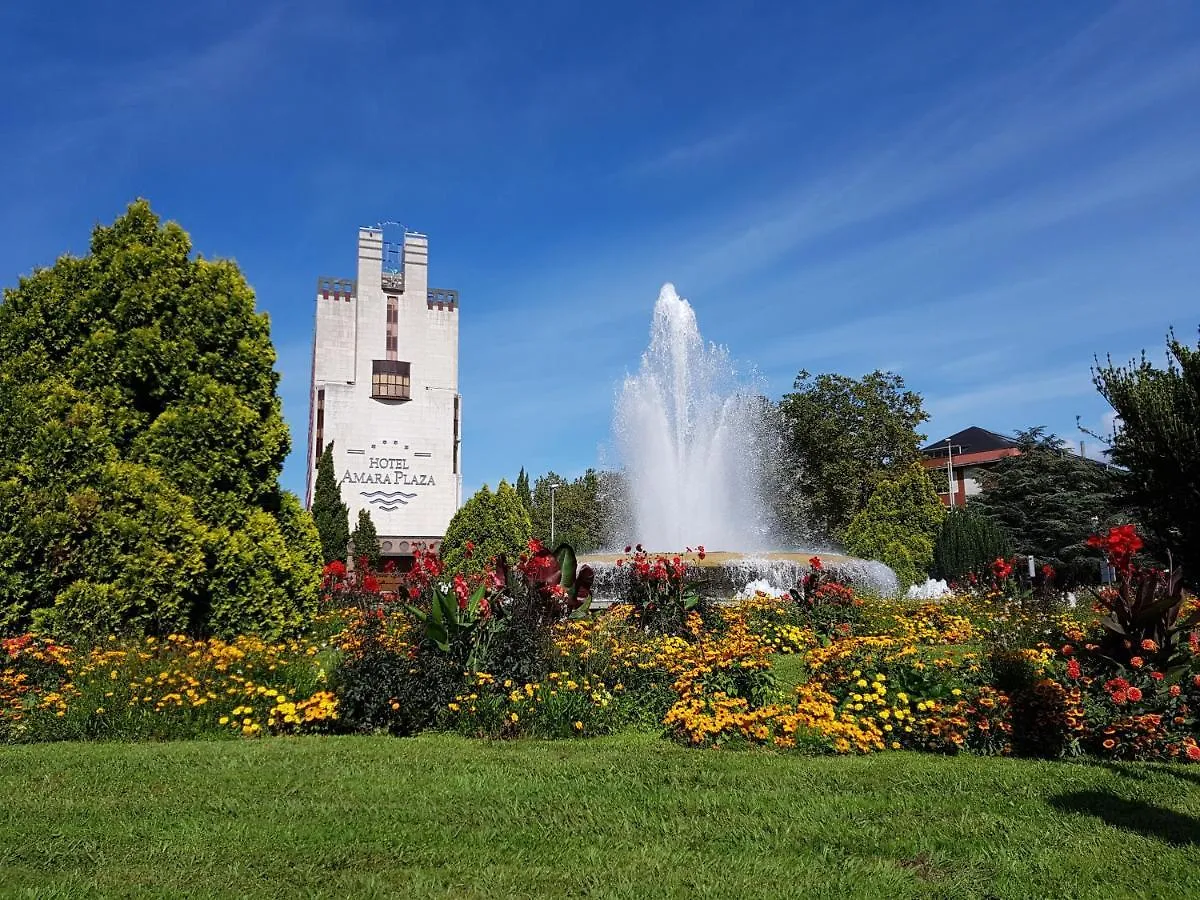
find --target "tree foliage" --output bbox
[933,507,1013,583]
[1093,329,1200,581]
[842,463,946,591]
[311,442,350,565]
[0,200,319,637]
[351,509,381,571]
[440,481,532,574]
[516,467,532,511]
[972,428,1126,583]
[778,370,929,540]
[528,469,608,553]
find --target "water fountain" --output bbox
[587,283,899,599]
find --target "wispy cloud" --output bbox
[628,125,755,178]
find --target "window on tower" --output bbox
[371,359,411,400]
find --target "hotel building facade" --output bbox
[306,226,461,563]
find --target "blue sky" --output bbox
[3,0,1199,498]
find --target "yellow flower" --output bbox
[855,679,868,688]
[891,741,901,750]
[573,721,583,731]
[509,712,519,723]
[951,688,962,697]
[219,716,230,725]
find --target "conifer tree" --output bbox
[312,442,350,565]
[933,507,1012,582]
[0,200,320,637]
[973,428,1125,582]
[351,508,381,571]
[1093,330,1200,581]
[843,462,946,590]
[516,467,532,511]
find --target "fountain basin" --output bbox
[580,551,900,601]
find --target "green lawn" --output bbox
[4,734,1200,899]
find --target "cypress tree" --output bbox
[312,442,350,565]
[516,467,532,510]
[351,508,381,571]
[933,507,1012,582]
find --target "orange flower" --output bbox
[1130,657,1144,669]
[1141,639,1158,652]
[1102,738,1117,750]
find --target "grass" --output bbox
[4,735,1200,898]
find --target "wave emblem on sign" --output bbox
[361,490,418,511]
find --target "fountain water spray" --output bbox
[613,284,766,551]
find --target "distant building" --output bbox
[306,226,462,564]
[920,426,1021,507]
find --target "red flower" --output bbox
[1130,656,1144,669]
[809,556,823,571]
[624,546,632,554]
[453,574,470,610]
[1188,745,1200,762]
[1087,524,1143,576]
[464,540,475,559]
[1127,686,1143,702]
[1040,564,1055,580]
[696,545,706,560]
[361,574,380,593]
[991,558,1013,580]
[1067,659,1081,679]
[1151,671,1165,681]
[322,560,347,579]
[1062,645,1074,657]
[1170,685,1182,698]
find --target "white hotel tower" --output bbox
[306,226,461,563]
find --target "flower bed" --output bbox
[4,528,1199,763]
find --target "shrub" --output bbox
[617,545,709,635]
[790,557,864,640]
[933,507,1013,583]
[440,481,532,575]
[0,201,318,638]
[351,509,382,571]
[843,463,946,590]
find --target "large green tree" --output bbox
[1093,329,1200,580]
[0,200,320,638]
[528,469,608,553]
[312,442,350,565]
[972,428,1126,583]
[441,481,532,574]
[777,370,929,540]
[842,462,946,591]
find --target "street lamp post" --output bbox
[549,482,562,545]
[946,439,956,509]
